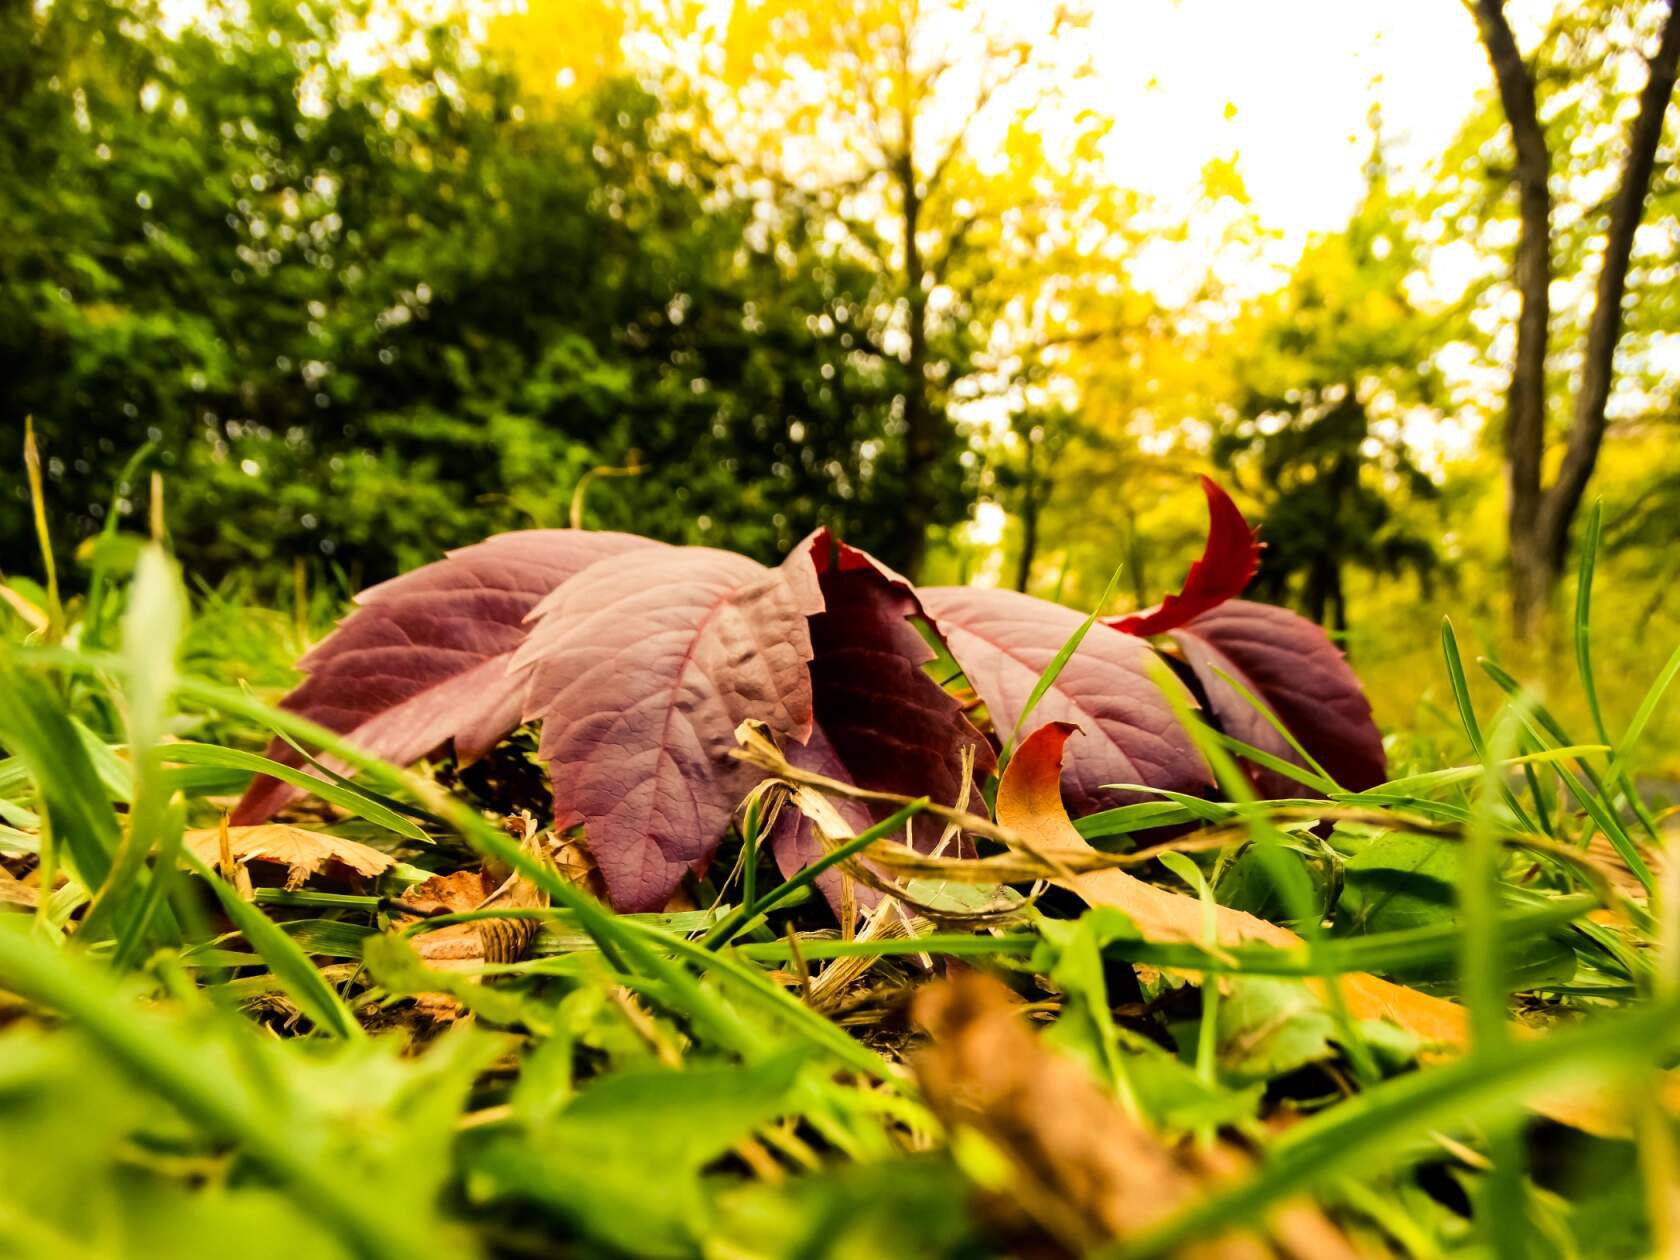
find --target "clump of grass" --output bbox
[1,483,1677,1258]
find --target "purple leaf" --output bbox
[800,534,995,811]
[232,530,656,825]
[1170,599,1385,795]
[770,533,994,913]
[514,546,820,912]
[918,586,1211,817]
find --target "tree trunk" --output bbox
[1474,0,1680,631]
[1471,0,1553,634]
[1123,505,1148,609]
[1013,439,1041,592]
[1013,499,1039,593]
[1539,1,1680,572]
[896,116,938,579]
[1328,563,1348,643]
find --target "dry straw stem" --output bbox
[735,724,1629,916]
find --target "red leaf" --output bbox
[771,533,994,913]
[1170,600,1385,794]
[514,546,821,912]
[800,533,994,809]
[1109,476,1261,637]
[232,530,656,825]
[918,586,1210,817]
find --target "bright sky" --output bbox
[1084,0,1493,285]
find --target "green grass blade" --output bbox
[0,922,421,1259]
[1101,990,1680,1259]
[633,924,902,1085]
[702,798,928,949]
[0,663,121,889]
[1372,745,1609,797]
[81,546,185,949]
[1479,659,1655,895]
[999,562,1123,772]
[72,718,133,804]
[1620,643,1680,762]
[1143,656,1378,1085]
[1440,618,1536,832]
[82,440,157,638]
[110,796,187,970]
[1574,501,1608,744]
[181,849,362,1039]
[160,743,428,841]
[1210,729,1338,795]
[1074,800,1200,843]
[1205,663,1339,790]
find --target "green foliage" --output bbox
[1,0,958,587]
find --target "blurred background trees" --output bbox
[5,0,1680,693]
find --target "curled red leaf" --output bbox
[799,532,993,810]
[771,532,994,913]
[1109,476,1261,637]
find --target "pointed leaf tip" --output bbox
[995,720,1085,847]
[1110,476,1260,637]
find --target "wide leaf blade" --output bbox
[233,529,655,824]
[919,586,1209,817]
[515,546,818,911]
[1168,600,1385,795]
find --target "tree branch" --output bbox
[1541,0,1680,560]
[921,39,1031,200]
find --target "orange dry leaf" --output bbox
[913,970,1360,1259]
[397,869,500,969]
[184,824,394,890]
[996,720,1633,1137]
[396,837,550,971]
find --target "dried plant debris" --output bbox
[183,823,394,889]
[1,476,1673,1257]
[913,970,1361,1259]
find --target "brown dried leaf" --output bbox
[913,971,1358,1258]
[401,869,499,917]
[397,833,551,974]
[184,824,394,891]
